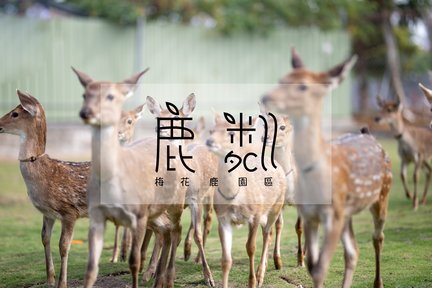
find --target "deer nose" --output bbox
[79,107,93,120]
[0,127,4,133]
[374,116,381,123]
[261,95,270,105]
[206,139,214,147]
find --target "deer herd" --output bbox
[0,48,431,288]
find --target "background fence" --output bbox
[0,15,352,122]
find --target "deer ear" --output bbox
[181,93,196,116]
[196,116,206,133]
[326,55,357,89]
[71,67,93,87]
[122,68,150,85]
[17,90,39,116]
[258,101,268,116]
[291,47,304,69]
[134,103,146,119]
[146,96,162,116]
[376,95,384,107]
[419,83,432,105]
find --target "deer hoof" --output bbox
[184,242,192,261]
[142,269,155,284]
[374,278,383,288]
[273,255,282,270]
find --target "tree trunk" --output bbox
[381,10,406,103]
[421,8,432,52]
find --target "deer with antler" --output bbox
[375,95,432,209]
[72,67,187,288]
[262,49,392,288]
[146,94,216,286]
[206,113,287,288]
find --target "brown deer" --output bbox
[375,96,432,208]
[73,67,187,288]
[262,48,392,288]
[111,103,146,263]
[257,105,305,268]
[206,113,287,288]
[0,90,90,288]
[146,94,216,286]
[419,83,432,128]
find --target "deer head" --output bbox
[261,48,357,117]
[118,104,146,144]
[374,95,402,125]
[258,102,292,148]
[72,67,149,127]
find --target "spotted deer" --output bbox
[257,105,305,268]
[146,94,216,286]
[0,90,90,288]
[375,96,432,208]
[419,83,432,128]
[206,114,287,288]
[73,67,187,288]
[262,49,392,288]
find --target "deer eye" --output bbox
[11,112,19,118]
[280,125,286,131]
[298,84,307,91]
[127,119,133,125]
[106,94,114,101]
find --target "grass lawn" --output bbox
[0,139,431,288]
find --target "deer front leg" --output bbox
[195,202,213,264]
[273,212,283,270]
[143,230,162,284]
[312,213,344,288]
[341,218,359,288]
[246,221,259,288]
[295,215,305,267]
[153,231,171,288]
[139,228,153,272]
[129,216,148,288]
[400,160,411,199]
[167,222,183,288]
[183,221,194,261]
[421,161,431,205]
[120,227,131,262]
[57,219,75,288]
[84,210,106,288]
[413,160,422,210]
[191,203,215,286]
[111,224,120,263]
[41,216,56,287]
[303,219,319,277]
[257,214,278,287]
[218,220,233,288]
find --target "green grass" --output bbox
[0,139,431,287]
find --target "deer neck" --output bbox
[274,141,294,174]
[291,113,325,172]
[18,122,46,161]
[91,125,120,181]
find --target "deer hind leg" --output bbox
[400,160,412,199]
[341,218,359,288]
[153,230,171,288]
[295,215,305,267]
[84,210,106,288]
[370,200,388,288]
[218,219,233,288]
[139,228,153,272]
[57,219,75,288]
[167,222,183,288]
[120,227,131,262]
[111,224,120,263]
[129,217,148,288]
[246,221,260,288]
[421,161,431,205]
[196,201,213,264]
[312,213,344,288]
[41,216,56,287]
[413,160,422,210]
[183,220,194,261]
[142,230,162,284]
[191,203,215,286]
[273,212,283,270]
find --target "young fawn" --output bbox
[262,48,392,288]
[419,83,432,128]
[206,113,287,288]
[257,107,305,268]
[73,67,187,288]
[375,96,432,208]
[146,94,216,286]
[0,90,90,288]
